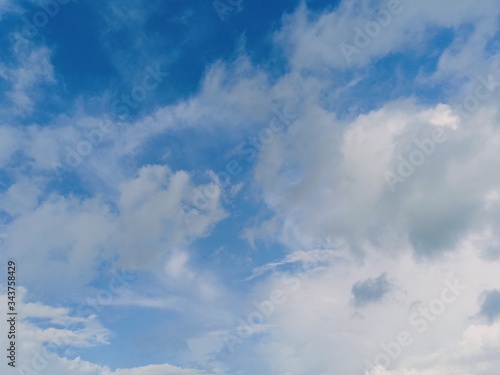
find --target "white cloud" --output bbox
[0,0,21,19]
[0,126,22,167]
[276,0,500,72]
[103,364,204,375]
[1,1,499,374]
[210,238,500,374]
[0,162,228,299]
[0,39,55,117]
[115,165,227,268]
[246,93,500,260]
[0,289,212,375]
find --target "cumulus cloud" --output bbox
[115,164,227,268]
[1,163,227,299]
[244,63,500,261]
[1,0,500,374]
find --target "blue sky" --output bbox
[1,0,500,374]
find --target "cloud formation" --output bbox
[1,0,500,374]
